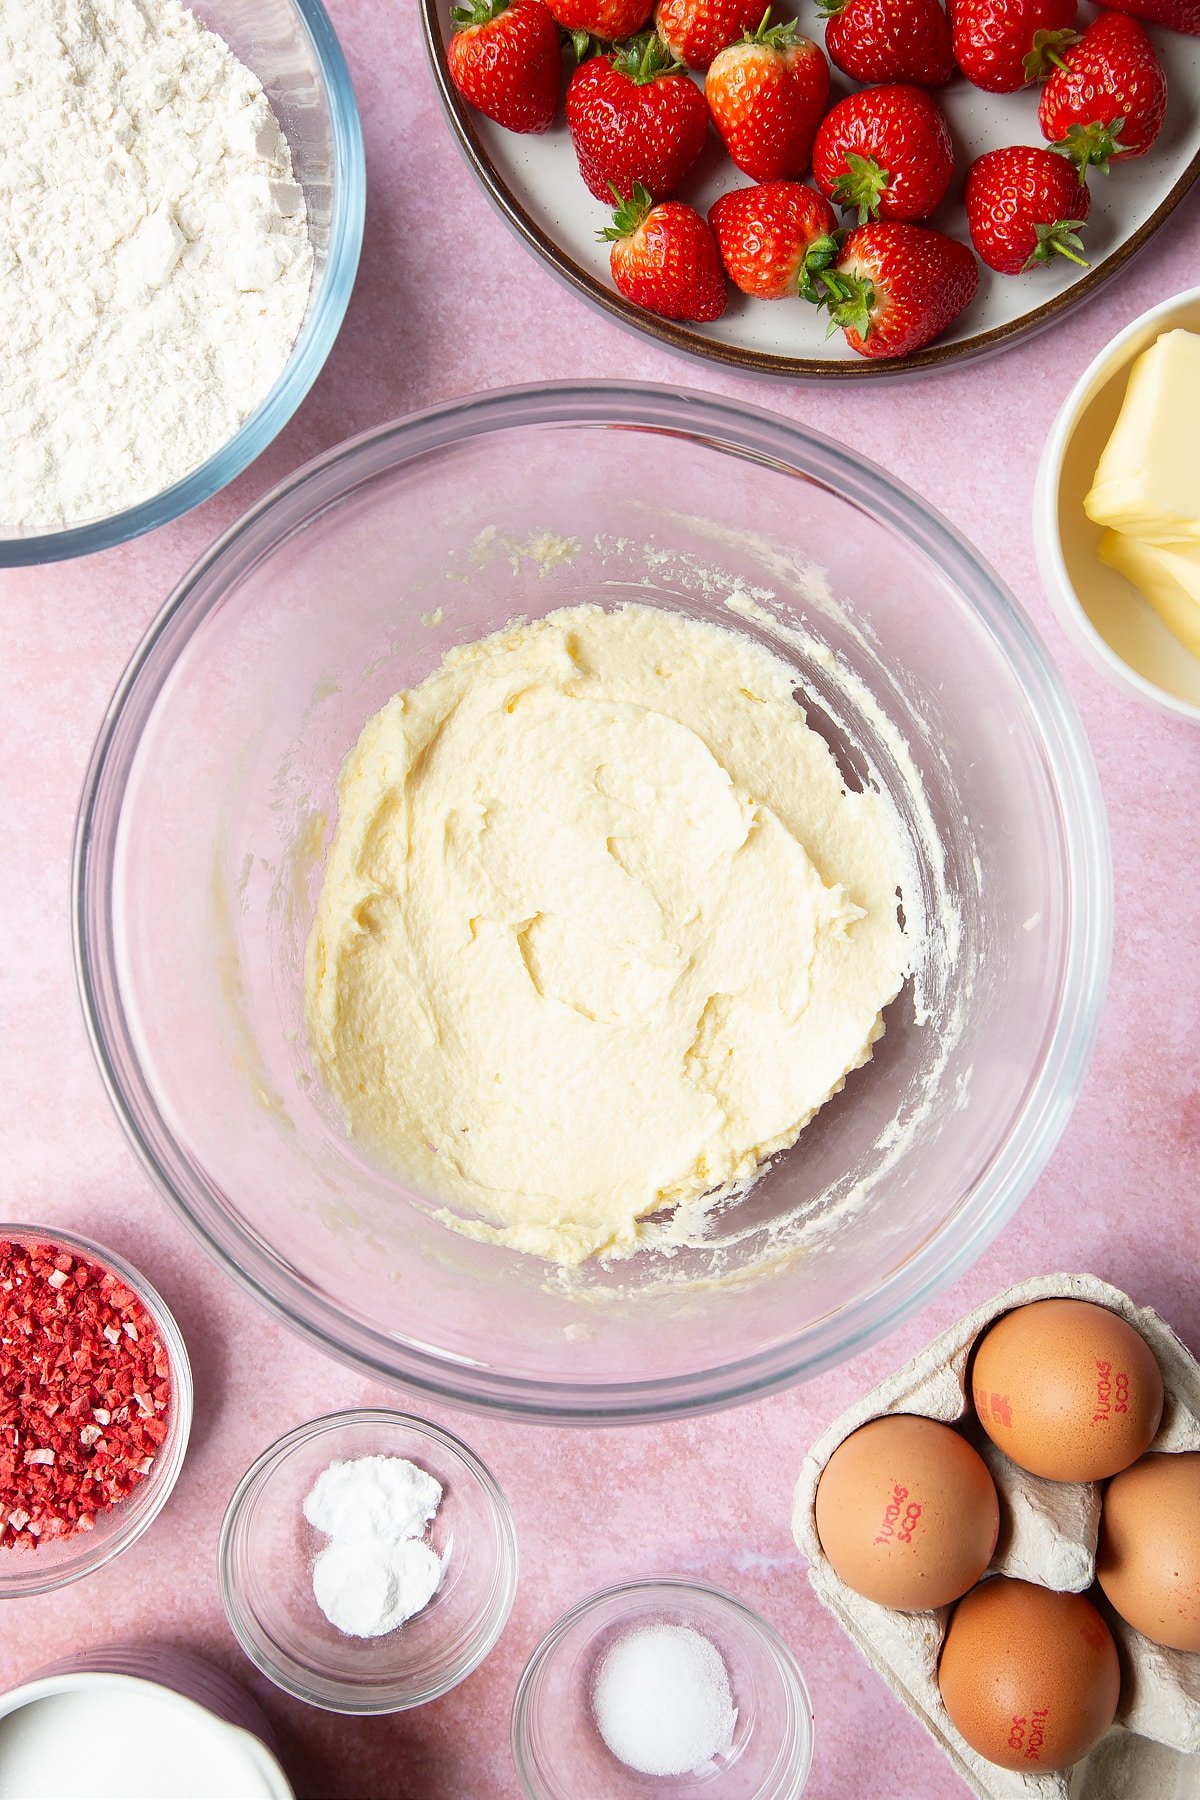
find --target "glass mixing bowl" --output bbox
[73,383,1111,1423]
[1,0,364,568]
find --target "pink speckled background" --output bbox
[2,3,1200,1795]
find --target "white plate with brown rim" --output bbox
[421,0,1200,379]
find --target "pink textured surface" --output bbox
[2,3,1199,1795]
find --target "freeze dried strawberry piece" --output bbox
[0,1240,174,1549]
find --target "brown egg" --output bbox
[814,1414,1000,1611]
[970,1298,1164,1482]
[1098,1452,1200,1650]
[938,1577,1120,1772]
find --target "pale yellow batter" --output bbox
[305,604,909,1266]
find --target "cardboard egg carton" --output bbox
[791,1273,1200,1800]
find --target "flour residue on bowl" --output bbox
[304,601,916,1269]
[683,575,968,1281]
[720,585,961,1021]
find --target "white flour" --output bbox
[0,0,314,534]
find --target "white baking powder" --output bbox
[0,0,314,535]
[593,1623,738,1778]
[303,1455,445,1639]
[311,1536,444,1640]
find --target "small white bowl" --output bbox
[1034,286,1200,723]
[0,1662,292,1799]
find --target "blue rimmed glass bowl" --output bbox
[2,0,364,568]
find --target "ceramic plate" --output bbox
[422,1,1200,378]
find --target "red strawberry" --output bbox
[951,0,1076,92]
[447,0,563,133]
[965,144,1090,272]
[603,182,728,319]
[1103,0,1199,34]
[705,16,830,182]
[708,181,839,297]
[812,85,953,223]
[656,0,766,68]
[819,0,953,85]
[1037,15,1167,168]
[545,0,653,39]
[810,220,979,357]
[566,34,709,201]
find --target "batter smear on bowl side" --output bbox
[305,603,910,1266]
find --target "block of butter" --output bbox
[1098,532,1200,660]
[1084,329,1200,546]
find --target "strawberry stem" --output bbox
[609,30,685,81]
[451,0,511,24]
[1023,218,1089,271]
[1050,117,1128,179]
[797,233,844,303]
[1022,26,1079,81]
[805,265,874,341]
[830,153,891,227]
[737,8,799,47]
[598,180,655,242]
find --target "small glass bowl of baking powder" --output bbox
[512,1578,814,1799]
[218,1409,518,1713]
[0,1223,193,1599]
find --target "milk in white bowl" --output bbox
[0,1670,293,1800]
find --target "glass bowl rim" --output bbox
[0,0,365,569]
[509,1575,815,1800]
[216,1406,519,1714]
[72,377,1113,1425]
[0,1222,193,1597]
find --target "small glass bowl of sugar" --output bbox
[218,1409,518,1713]
[512,1578,814,1799]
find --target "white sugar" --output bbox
[593,1622,737,1778]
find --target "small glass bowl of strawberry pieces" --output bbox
[0,1225,192,1596]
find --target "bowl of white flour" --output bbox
[0,0,364,565]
